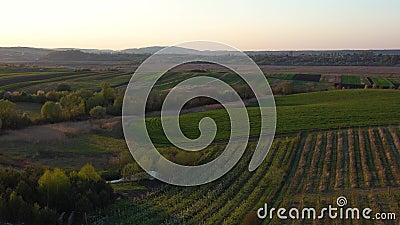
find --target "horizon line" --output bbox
[1,45,400,52]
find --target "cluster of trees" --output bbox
[40,82,123,122]
[0,164,113,224]
[2,90,46,103]
[0,83,123,130]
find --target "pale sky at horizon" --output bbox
[1,0,399,51]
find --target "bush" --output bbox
[56,83,71,92]
[60,93,86,119]
[40,101,63,122]
[90,106,106,119]
[0,99,19,128]
[38,168,71,211]
[100,82,116,104]
[78,163,101,181]
[45,90,68,102]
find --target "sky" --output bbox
[1,0,399,51]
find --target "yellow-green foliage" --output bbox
[78,163,101,181]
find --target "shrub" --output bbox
[90,106,106,119]
[60,93,85,119]
[40,101,63,122]
[45,90,68,102]
[0,99,19,128]
[56,83,71,92]
[38,168,71,211]
[86,92,105,111]
[78,163,101,181]
[100,82,116,104]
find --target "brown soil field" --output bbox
[259,65,400,75]
[0,72,90,87]
[158,63,400,76]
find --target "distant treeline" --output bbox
[250,51,400,66]
[2,47,400,66]
[45,50,400,66]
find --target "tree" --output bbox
[100,82,116,104]
[74,88,93,100]
[56,83,71,92]
[89,106,106,119]
[86,92,105,111]
[111,92,124,115]
[7,191,32,222]
[60,93,85,119]
[38,168,70,210]
[45,90,68,102]
[0,99,18,128]
[78,163,101,181]
[41,101,63,122]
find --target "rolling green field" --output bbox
[341,75,361,85]
[389,78,400,86]
[274,73,296,80]
[146,90,400,145]
[370,78,395,88]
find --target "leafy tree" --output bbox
[111,92,124,115]
[86,92,105,111]
[16,180,34,202]
[100,82,116,104]
[60,92,85,119]
[45,90,68,102]
[34,206,57,225]
[78,163,101,181]
[38,168,70,210]
[56,83,71,92]
[7,191,32,222]
[41,101,63,122]
[89,106,106,119]
[74,88,93,100]
[0,99,18,128]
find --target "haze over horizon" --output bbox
[2,45,400,52]
[1,0,399,51]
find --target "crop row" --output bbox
[90,126,400,224]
